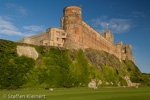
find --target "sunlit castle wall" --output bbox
[62,6,123,60]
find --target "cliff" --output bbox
[0,39,149,89]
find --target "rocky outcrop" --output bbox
[124,76,132,86]
[17,46,38,60]
[124,76,140,87]
[97,80,102,86]
[88,79,96,88]
[88,79,103,88]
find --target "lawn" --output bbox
[0,87,150,100]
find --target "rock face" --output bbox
[124,76,133,86]
[88,79,96,88]
[97,80,102,86]
[17,46,38,60]
[105,82,109,85]
[124,76,140,87]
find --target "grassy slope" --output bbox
[1,87,150,100]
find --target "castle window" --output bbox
[57,37,59,41]
[62,33,65,36]
[58,44,61,47]
[79,10,82,14]
[56,31,60,35]
[72,9,77,12]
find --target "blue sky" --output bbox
[0,0,150,73]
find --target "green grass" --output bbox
[1,87,150,100]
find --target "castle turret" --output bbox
[63,6,83,49]
[115,41,123,61]
[101,29,114,43]
[121,44,134,62]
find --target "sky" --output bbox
[0,0,150,73]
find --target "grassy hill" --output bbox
[0,39,149,89]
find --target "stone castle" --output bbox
[18,6,135,63]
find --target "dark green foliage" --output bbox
[140,73,150,86]
[43,48,72,69]
[118,77,128,86]
[0,39,35,89]
[0,39,18,58]
[24,48,72,88]
[124,59,142,83]
[0,56,34,89]
[69,50,90,87]
[43,48,72,87]
[25,49,91,88]
[102,64,117,82]
[34,45,45,55]
[101,64,127,86]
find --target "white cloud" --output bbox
[0,4,44,38]
[3,16,14,21]
[132,11,148,18]
[18,6,27,15]
[89,16,132,34]
[109,19,131,33]
[0,16,22,36]
[0,17,17,30]
[91,16,108,27]
[23,25,45,32]
[0,29,23,36]
[0,16,44,37]
[6,3,27,16]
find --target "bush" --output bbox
[0,39,35,89]
[24,48,73,88]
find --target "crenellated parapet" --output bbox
[101,29,114,43]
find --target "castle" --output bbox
[18,6,135,63]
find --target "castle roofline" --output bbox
[63,6,82,12]
[64,6,81,9]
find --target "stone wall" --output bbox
[82,21,120,59]
[46,27,67,47]
[17,32,46,45]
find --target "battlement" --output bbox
[101,30,114,43]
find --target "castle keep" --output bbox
[18,6,135,63]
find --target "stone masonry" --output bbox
[18,6,135,63]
